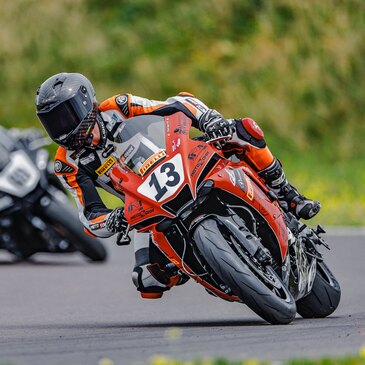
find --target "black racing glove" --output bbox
[106,207,129,234]
[201,110,234,141]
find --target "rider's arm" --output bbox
[99,92,223,131]
[54,147,115,238]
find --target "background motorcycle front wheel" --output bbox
[193,218,296,325]
[41,196,107,262]
[296,261,341,318]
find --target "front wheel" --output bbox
[40,194,107,262]
[296,261,341,318]
[193,218,296,325]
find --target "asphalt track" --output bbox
[1,229,364,365]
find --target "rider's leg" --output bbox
[132,231,189,299]
[226,118,320,220]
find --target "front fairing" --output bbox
[205,163,289,261]
[110,113,220,229]
[110,112,288,261]
[0,150,40,198]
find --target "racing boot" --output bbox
[132,262,189,299]
[258,159,321,220]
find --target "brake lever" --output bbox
[205,134,232,144]
[205,134,232,149]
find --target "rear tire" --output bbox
[193,218,296,325]
[296,261,341,318]
[40,196,107,262]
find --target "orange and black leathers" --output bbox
[53,92,276,238]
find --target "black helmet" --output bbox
[36,72,100,150]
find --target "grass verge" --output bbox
[146,348,365,365]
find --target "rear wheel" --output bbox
[193,218,296,325]
[40,195,107,262]
[296,261,341,318]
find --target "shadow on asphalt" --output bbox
[0,256,89,266]
[2,319,269,330]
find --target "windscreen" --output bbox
[114,115,166,175]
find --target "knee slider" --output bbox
[235,118,266,148]
[132,265,169,293]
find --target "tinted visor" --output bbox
[37,87,93,141]
[57,110,98,150]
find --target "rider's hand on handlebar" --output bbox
[202,111,235,145]
[106,207,129,234]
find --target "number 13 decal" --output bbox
[137,154,185,202]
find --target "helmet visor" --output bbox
[55,108,98,150]
[37,86,93,141]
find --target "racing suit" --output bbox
[54,92,277,298]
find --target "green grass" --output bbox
[1,0,364,225]
[146,352,365,365]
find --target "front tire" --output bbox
[296,261,341,318]
[40,195,107,262]
[193,218,296,325]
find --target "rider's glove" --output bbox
[106,207,128,234]
[201,110,234,141]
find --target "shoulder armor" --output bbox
[115,94,130,117]
[99,94,130,118]
[54,147,78,175]
[178,91,195,97]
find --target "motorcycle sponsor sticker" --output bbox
[188,144,206,160]
[131,207,154,220]
[119,144,135,164]
[127,200,143,213]
[54,160,75,174]
[171,138,181,152]
[139,149,166,176]
[137,153,184,202]
[95,156,116,176]
[191,151,210,177]
[244,175,254,201]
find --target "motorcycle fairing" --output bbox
[0,150,40,197]
[109,112,291,301]
[204,164,288,261]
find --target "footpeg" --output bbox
[315,224,326,235]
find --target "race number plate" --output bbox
[137,154,184,202]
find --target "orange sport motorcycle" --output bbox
[109,112,341,325]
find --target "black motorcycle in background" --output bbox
[0,127,107,261]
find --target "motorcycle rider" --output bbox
[35,72,320,298]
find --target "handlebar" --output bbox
[192,134,232,149]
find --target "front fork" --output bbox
[286,215,327,300]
